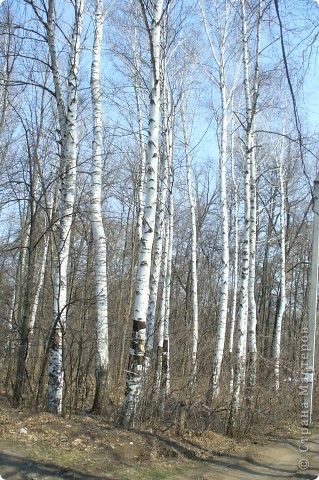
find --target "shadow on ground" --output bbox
[0,452,110,480]
[133,430,319,479]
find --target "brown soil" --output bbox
[0,403,318,479]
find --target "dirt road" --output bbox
[168,435,319,479]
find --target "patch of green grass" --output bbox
[52,449,78,467]
[8,440,79,469]
[118,460,194,480]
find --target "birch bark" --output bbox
[90,0,109,414]
[208,74,229,401]
[228,109,238,392]
[159,156,173,414]
[46,0,84,414]
[180,99,198,394]
[145,159,167,366]
[273,136,286,390]
[197,0,232,402]
[247,0,262,400]
[134,73,146,242]
[228,0,251,432]
[154,82,174,409]
[146,60,173,372]
[228,0,262,431]
[122,0,164,427]
[154,215,168,401]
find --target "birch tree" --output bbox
[228,0,262,432]
[154,77,174,410]
[159,139,174,414]
[246,0,262,401]
[197,0,239,402]
[228,107,239,392]
[131,22,147,243]
[146,43,172,374]
[111,5,148,242]
[90,0,110,414]
[42,0,84,414]
[145,119,168,371]
[121,0,164,427]
[273,135,286,390]
[180,97,198,394]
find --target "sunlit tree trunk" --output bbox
[229,108,238,392]
[89,0,109,415]
[154,81,174,410]
[145,165,167,369]
[228,0,262,432]
[46,0,84,414]
[273,136,286,390]
[208,78,229,402]
[145,75,169,369]
[159,150,174,414]
[122,0,164,427]
[228,0,251,433]
[154,215,168,400]
[180,98,198,394]
[197,0,239,402]
[134,73,146,242]
[246,0,262,402]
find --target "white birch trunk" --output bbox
[90,0,109,413]
[122,0,163,427]
[208,73,229,402]
[181,100,199,394]
[228,0,262,430]
[247,0,262,397]
[228,148,250,431]
[130,10,146,242]
[154,216,168,399]
[134,74,146,242]
[228,109,238,393]
[247,144,257,394]
[154,86,173,405]
[151,75,172,397]
[47,0,84,414]
[197,0,231,402]
[273,137,286,391]
[145,155,168,366]
[228,0,251,431]
[159,159,173,414]
[146,74,170,366]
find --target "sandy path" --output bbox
[168,435,319,479]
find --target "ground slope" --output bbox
[0,405,318,479]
